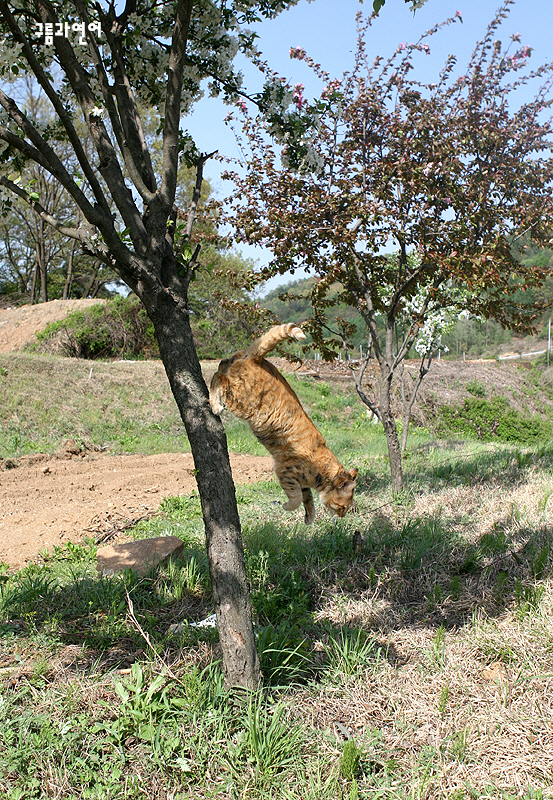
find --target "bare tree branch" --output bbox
[400,352,432,454]
[350,352,381,420]
[0,0,110,216]
[185,150,216,238]
[42,4,148,252]
[160,0,194,210]
[0,175,88,240]
[77,0,157,203]
[0,99,103,227]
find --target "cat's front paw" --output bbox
[282,498,301,512]
[209,395,224,415]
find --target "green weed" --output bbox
[256,624,311,686]
[437,683,450,718]
[251,568,312,625]
[325,627,380,677]
[438,395,553,445]
[341,737,362,780]
[429,625,447,671]
[33,295,158,360]
[226,694,306,783]
[466,380,487,398]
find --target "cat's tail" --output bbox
[247,323,306,362]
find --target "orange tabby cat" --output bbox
[209,323,358,524]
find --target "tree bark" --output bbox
[143,288,261,690]
[30,259,38,305]
[63,226,79,300]
[379,364,403,494]
[36,216,48,303]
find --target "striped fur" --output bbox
[210,324,357,524]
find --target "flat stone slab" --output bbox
[97,536,184,576]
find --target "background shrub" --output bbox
[33,296,158,359]
[439,395,553,445]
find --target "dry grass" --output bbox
[2,353,553,798]
[298,594,553,796]
[293,447,553,798]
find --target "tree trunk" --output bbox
[379,367,403,493]
[30,259,38,305]
[63,239,77,300]
[83,260,100,298]
[144,289,261,690]
[36,217,48,304]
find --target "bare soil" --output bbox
[0,301,274,570]
[0,448,272,570]
[0,298,106,353]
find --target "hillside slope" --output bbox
[0,299,106,352]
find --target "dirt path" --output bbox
[0,450,273,570]
[0,298,106,352]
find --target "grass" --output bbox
[0,354,379,463]
[1,353,553,797]
[0,352,188,457]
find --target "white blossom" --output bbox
[0,40,23,83]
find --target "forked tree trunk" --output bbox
[379,367,403,494]
[351,344,404,493]
[144,288,261,689]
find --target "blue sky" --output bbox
[185,0,553,289]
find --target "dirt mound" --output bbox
[0,298,106,353]
[0,448,273,571]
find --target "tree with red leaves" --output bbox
[224,2,553,492]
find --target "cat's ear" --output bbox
[336,468,357,494]
[337,476,356,493]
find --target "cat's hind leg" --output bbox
[302,487,316,525]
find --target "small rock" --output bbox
[97,536,184,576]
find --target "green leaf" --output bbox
[114,682,130,703]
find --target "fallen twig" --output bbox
[87,511,162,545]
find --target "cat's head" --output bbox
[320,468,358,518]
